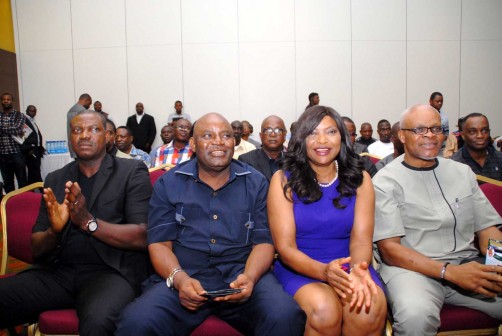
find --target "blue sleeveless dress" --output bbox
[273,178,382,296]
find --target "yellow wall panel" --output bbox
[0,0,15,53]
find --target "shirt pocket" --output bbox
[449,194,475,234]
[175,204,205,240]
[224,211,255,245]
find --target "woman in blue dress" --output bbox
[268,106,387,335]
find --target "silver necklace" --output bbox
[318,161,339,188]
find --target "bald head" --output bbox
[191,112,235,176]
[399,104,443,168]
[400,104,440,128]
[260,115,286,154]
[261,115,285,130]
[194,113,231,136]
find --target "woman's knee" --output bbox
[295,284,342,331]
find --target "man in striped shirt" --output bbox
[154,118,193,167]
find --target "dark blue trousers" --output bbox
[116,272,306,336]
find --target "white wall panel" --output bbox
[296,41,351,116]
[16,0,72,51]
[73,47,129,126]
[238,0,295,42]
[407,0,461,41]
[182,43,239,122]
[352,0,406,41]
[12,0,502,144]
[19,50,75,141]
[407,41,460,127]
[125,0,181,46]
[182,0,237,44]
[295,0,351,41]
[239,42,296,132]
[352,41,406,129]
[460,41,502,136]
[127,45,183,144]
[71,0,126,49]
[462,0,502,40]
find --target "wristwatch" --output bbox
[86,217,98,234]
[166,267,185,289]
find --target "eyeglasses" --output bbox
[176,126,190,131]
[401,126,443,135]
[262,127,285,135]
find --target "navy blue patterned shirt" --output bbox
[148,159,271,285]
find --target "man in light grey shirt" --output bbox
[373,104,502,336]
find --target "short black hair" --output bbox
[430,92,443,100]
[308,92,319,102]
[462,112,488,129]
[106,118,116,133]
[377,119,390,128]
[341,116,355,125]
[117,125,133,136]
[1,92,14,101]
[79,93,91,100]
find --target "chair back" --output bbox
[148,164,174,186]
[359,152,382,165]
[1,182,44,274]
[479,179,502,216]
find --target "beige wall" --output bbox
[12,0,502,147]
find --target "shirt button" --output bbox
[212,191,217,196]
[213,214,218,220]
[211,239,216,244]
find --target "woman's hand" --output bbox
[326,256,353,299]
[347,261,378,309]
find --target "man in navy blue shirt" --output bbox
[117,113,305,336]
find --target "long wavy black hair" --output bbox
[282,106,365,209]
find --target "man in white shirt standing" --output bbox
[368,119,394,158]
[231,120,255,159]
[167,101,191,125]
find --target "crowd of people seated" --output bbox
[0,91,501,336]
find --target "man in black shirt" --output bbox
[452,112,502,182]
[0,110,152,335]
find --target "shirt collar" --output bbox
[401,158,439,171]
[130,145,139,157]
[461,143,494,158]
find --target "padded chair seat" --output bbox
[190,315,243,336]
[38,309,79,335]
[438,304,499,332]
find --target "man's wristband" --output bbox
[166,267,185,289]
[440,262,450,282]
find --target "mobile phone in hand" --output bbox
[202,288,243,299]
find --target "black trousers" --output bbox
[25,150,43,184]
[0,265,135,336]
[0,152,27,193]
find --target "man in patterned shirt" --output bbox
[154,118,193,167]
[0,93,27,192]
[115,126,151,168]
